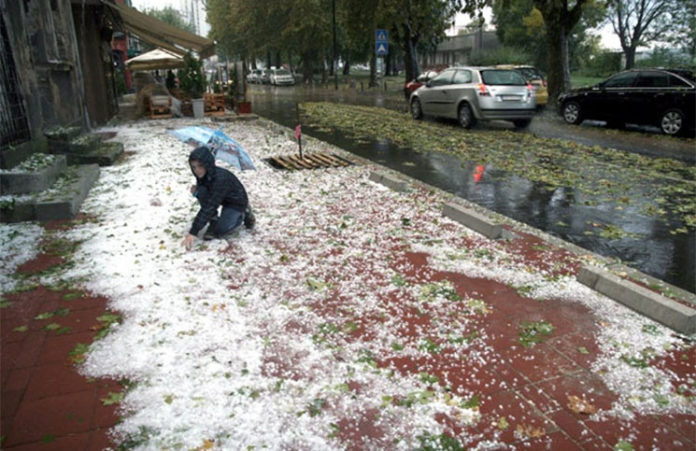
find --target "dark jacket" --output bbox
[188,146,248,236]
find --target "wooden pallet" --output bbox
[268,153,353,170]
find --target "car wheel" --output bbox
[562,101,582,125]
[513,119,531,129]
[458,103,475,129]
[411,98,423,120]
[660,108,684,136]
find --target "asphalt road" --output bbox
[526,110,695,163]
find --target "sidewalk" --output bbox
[1,116,694,450]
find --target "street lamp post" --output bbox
[332,0,338,90]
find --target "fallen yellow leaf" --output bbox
[194,439,214,450]
[567,395,597,414]
[516,424,545,438]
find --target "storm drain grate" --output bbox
[266,153,353,171]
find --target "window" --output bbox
[604,72,637,88]
[429,70,454,87]
[635,72,669,87]
[480,70,526,86]
[669,74,691,87]
[453,70,472,84]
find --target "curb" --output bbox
[578,266,696,335]
[442,202,502,239]
[368,171,409,192]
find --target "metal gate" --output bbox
[0,14,30,153]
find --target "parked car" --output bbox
[246,69,263,84]
[403,69,442,100]
[496,64,548,107]
[410,66,536,129]
[558,69,696,136]
[269,68,295,86]
[260,69,271,84]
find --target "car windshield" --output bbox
[481,70,526,86]
[275,69,290,75]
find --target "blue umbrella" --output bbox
[169,126,256,171]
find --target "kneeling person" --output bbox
[181,146,254,250]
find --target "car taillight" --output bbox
[542,79,547,87]
[527,83,534,92]
[477,83,491,96]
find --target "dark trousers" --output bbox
[196,187,245,237]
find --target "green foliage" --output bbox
[634,47,695,71]
[577,51,622,78]
[416,431,464,451]
[467,46,532,66]
[518,320,555,347]
[144,6,194,33]
[178,52,206,98]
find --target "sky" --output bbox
[129,0,621,50]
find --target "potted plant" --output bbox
[179,52,206,118]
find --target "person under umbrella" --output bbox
[181,146,255,250]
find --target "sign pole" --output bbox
[295,102,303,159]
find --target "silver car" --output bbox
[270,68,295,86]
[410,66,536,128]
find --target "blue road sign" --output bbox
[375,29,388,56]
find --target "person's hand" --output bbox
[190,185,197,195]
[181,234,196,251]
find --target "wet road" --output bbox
[246,85,695,293]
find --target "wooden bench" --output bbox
[148,95,173,119]
[204,93,226,115]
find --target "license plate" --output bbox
[501,95,520,101]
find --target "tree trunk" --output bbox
[302,53,314,84]
[343,59,350,75]
[623,45,636,69]
[545,23,570,107]
[369,53,377,87]
[403,35,420,82]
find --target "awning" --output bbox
[103,1,216,59]
[125,48,185,71]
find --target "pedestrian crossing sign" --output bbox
[375,29,388,56]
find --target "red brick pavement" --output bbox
[2,263,119,450]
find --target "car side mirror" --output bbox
[425,81,432,88]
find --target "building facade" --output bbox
[1,0,118,167]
